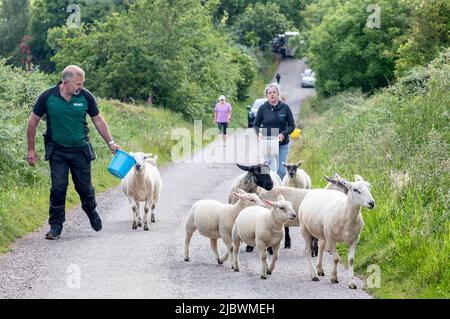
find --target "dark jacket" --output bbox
[253,100,295,145]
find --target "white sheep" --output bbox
[281,160,311,189]
[228,163,280,204]
[121,152,162,231]
[184,189,266,265]
[231,195,297,279]
[298,174,375,289]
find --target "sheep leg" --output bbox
[284,227,291,248]
[184,224,196,262]
[143,200,151,231]
[231,237,241,272]
[132,201,140,230]
[150,203,156,223]
[347,239,358,289]
[219,233,232,264]
[316,239,326,276]
[267,241,281,275]
[330,242,340,284]
[301,226,319,281]
[209,238,222,265]
[256,240,269,279]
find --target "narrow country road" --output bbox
[0,58,371,299]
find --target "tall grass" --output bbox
[289,50,450,298]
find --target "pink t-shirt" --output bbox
[214,102,232,123]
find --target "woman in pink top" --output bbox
[214,95,232,146]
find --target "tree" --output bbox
[0,0,29,59]
[28,0,127,72]
[395,0,450,76]
[49,0,249,119]
[306,0,409,96]
[233,2,293,47]
[211,0,309,29]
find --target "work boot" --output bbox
[45,224,63,240]
[86,210,102,232]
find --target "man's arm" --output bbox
[27,113,41,166]
[91,114,120,154]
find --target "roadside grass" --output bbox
[288,52,450,298]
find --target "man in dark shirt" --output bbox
[26,65,120,240]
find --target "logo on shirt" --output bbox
[73,103,84,107]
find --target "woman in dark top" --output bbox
[253,83,295,179]
[247,83,295,253]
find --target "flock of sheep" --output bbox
[120,152,375,290]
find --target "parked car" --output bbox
[301,69,316,87]
[247,98,267,128]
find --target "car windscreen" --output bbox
[253,100,265,109]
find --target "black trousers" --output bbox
[48,146,97,227]
[217,122,228,135]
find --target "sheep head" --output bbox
[132,152,152,174]
[283,161,303,178]
[236,163,274,191]
[263,196,297,223]
[338,175,375,209]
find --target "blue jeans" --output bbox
[264,142,289,180]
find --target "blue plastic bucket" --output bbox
[107,149,136,179]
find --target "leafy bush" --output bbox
[304,0,409,96]
[0,60,50,190]
[395,0,450,76]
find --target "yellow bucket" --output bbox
[290,128,302,139]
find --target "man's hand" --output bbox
[278,133,285,142]
[27,149,37,166]
[108,143,120,155]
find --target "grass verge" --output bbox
[288,51,449,298]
